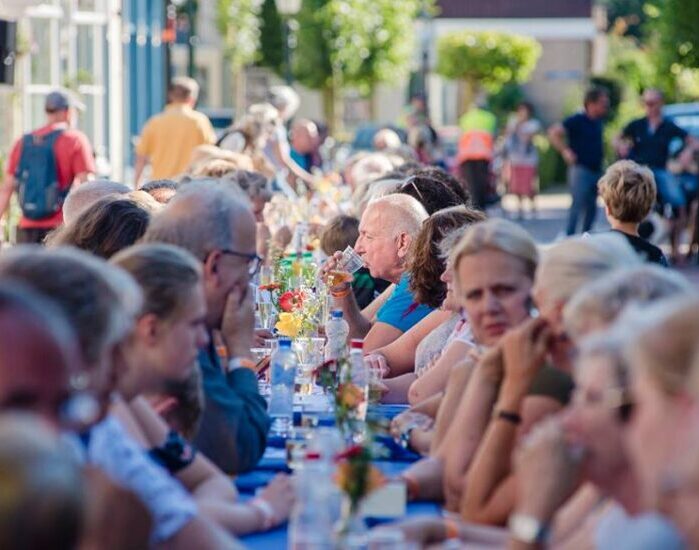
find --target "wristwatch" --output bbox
[399,424,417,450]
[508,514,550,545]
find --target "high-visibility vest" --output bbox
[457,108,496,164]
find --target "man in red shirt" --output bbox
[0,90,96,244]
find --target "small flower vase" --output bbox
[335,497,367,549]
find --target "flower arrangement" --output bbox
[334,444,386,510]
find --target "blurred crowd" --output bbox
[0,76,698,549]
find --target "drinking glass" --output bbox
[293,337,326,396]
[257,302,277,331]
[258,265,274,287]
[285,427,311,470]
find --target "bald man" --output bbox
[290,118,319,172]
[142,179,269,474]
[63,179,130,225]
[322,194,435,351]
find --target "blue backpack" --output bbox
[14,129,66,220]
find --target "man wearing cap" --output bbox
[134,77,216,185]
[0,90,96,244]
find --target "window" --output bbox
[23,0,109,158]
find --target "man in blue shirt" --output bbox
[549,88,610,235]
[322,194,432,352]
[144,180,270,475]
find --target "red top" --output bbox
[6,122,96,229]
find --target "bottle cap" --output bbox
[350,339,363,350]
[331,310,343,319]
[278,338,292,349]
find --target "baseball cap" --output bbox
[45,89,86,112]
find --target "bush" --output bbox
[536,135,567,190]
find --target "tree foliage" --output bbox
[323,0,425,94]
[258,0,284,75]
[293,0,334,91]
[216,0,261,69]
[599,0,648,39]
[436,30,541,93]
[649,0,699,70]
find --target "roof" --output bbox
[437,0,592,19]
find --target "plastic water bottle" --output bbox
[288,452,336,549]
[268,338,297,436]
[348,339,369,422]
[324,310,349,362]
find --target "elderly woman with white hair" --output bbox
[322,193,432,351]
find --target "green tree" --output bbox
[599,0,648,39]
[293,0,433,134]
[323,0,428,119]
[258,0,284,76]
[216,0,261,70]
[436,30,541,113]
[216,0,261,110]
[293,0,335,128]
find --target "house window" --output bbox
[24,0,109,159]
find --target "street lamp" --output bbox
[275,0,301,85]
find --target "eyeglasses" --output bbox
[219,249,263,276]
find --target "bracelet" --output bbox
[227,357,256,372]
[402,472,419,500]
[494,409,522,425]
[250,498,276,530]
[443,517,460,539]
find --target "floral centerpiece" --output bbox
[334,443,386,545]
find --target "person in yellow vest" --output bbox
[457,98,497,211]
[134,77,216,185]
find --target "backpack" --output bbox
[14,129,66,220]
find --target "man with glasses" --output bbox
[615,88,699,261]
[143,180,269,474]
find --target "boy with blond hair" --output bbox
[598,159,668,265]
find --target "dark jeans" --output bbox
[459,159,490,211]
[16,227,53,245]
[566,165,601,235]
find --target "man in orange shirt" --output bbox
[134,77,216,184]
[0,90,96,244]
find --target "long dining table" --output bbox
[237,401,442,548]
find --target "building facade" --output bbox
[0,0,168,182]
[432,0,606,126]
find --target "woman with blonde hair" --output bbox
[398,219,569,503]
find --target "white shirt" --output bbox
[65,415,198,544]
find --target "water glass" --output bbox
[257,302,277,331]
[294,337,326,395]
[258,265,274,287]
[340,245,364,274]
[285,427,311,470]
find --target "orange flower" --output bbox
[338,383,365,409]
[366,465,386,493]
[258,283,281,292]
[333,462,386,496]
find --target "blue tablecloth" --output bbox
[237,402,438,548]
[240,459,442,549]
